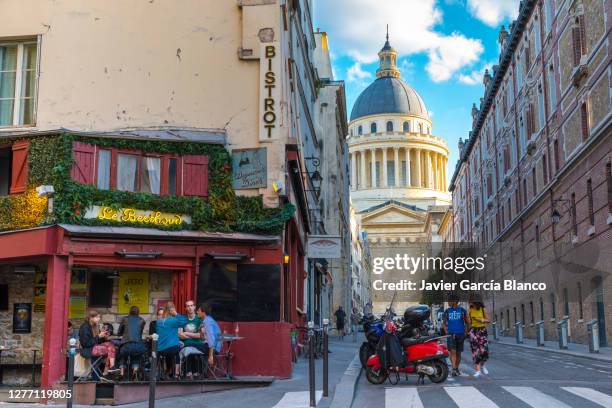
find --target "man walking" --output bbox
[334,306,346,340]
[442,297,469,376]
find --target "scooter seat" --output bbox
[400,336,432,347]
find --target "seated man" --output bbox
[196,303,222,369]
[178,300,204,377]
[117,306,146,379]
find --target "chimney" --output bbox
[498,25,508,48]
[483,69,491,88]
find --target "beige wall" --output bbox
[0,0,289,205]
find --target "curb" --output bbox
[493,340,612,362]
[329,354,362,408]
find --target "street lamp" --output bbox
[551,198,570,225]
[303,156,323,198]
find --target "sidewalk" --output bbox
[10,336,360,407]
[493,335,612,362]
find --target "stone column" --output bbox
[359,150,366,190]
[415,149,421,188]
[443,157,447,190]
[370,148,377,188]
[426,151,432,188]
[382,148,388,187]
[432,153,438,190]
[350,152,357,191]
[439,154,445,191]
[405,148,411,186]
[393,147,400,187]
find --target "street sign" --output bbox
[307,235,341,259]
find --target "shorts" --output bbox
[447,334,465,352]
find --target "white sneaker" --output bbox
[482,366,489,375]
[473,371,482,378]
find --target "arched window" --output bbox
[403,121,409,133]
[386,121,393,132]
[419,123,423,133]
[358,125,363,135]
[371,122,377,133]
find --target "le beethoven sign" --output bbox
[259,42,280,140]
[84,205,192,226]
[307,235,342,259]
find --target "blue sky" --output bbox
[313,0,520,183]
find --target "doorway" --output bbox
[591,276,607,347]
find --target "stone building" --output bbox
[449,0,611,346]
[0,0,325,389]
[348,34,451,314]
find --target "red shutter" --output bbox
[70,141,96,185]
[10,141,29,194]
[182,155,209,197]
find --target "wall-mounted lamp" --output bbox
[551,198,571,225]
[206,252,249,261]
[283,254,290,264]
[115,250,163,259]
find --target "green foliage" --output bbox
[0,133,293,234]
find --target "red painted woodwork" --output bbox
[70,141,96,185]
[10,141,29,194]
[182,155,209,197]
[217,322,293,378]
[41,255,69,389]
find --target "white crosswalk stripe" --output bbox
[444,386,499,407]
[502,386,571,408]
[562,387,612,407]
[385,387,424,408]
[272,391,322,408]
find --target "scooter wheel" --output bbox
[359,343,374,368]
[427,360,449,383]
[365,366,388,385]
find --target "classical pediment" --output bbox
[360,201,426,227]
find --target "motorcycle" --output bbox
[359,315,385,367]
[364,305,450,385]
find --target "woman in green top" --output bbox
[469,301,491,377]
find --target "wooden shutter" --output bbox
[70,141,96,185]
[572,25,582,65]
[10,141,29,194]
[182,155,209,197]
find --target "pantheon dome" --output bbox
[348,35,451,212]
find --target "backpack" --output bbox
[376,332,405,369]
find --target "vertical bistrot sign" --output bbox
[260,42,280,141]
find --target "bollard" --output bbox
[492,322,498,341]
[557,318,568,350]
[587,320,600,353]
[515,321,524,344]
[536,321,545,347]
[67,338,77,408]
[308,321,316,408]
[322,318,329,398]
[149,333,159,408]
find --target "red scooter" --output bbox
[365,306,450,385]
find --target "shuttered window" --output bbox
[182,155,209,197]
[70,141,96,185]
[10,140,28,194]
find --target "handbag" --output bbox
[73,352,91,377]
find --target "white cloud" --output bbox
[314,0,484,82]
[457,61,494,85]
[346,62,372,83]
[466,0,520,27]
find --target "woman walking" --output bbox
[468,301,490,377]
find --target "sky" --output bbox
[313,0,521,183]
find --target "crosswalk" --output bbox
[380,386,612,407]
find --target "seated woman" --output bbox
[79,310,119,378]
[117,306,146,379]
[155,302,188,378]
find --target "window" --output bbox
[0,40,38,127]
[168,158,178,196]
[607,162,612,213]
[88,272,114,308]
[507,197,512,223]
[0,147,10,195]
[530,301,535,323]
[542,154,548,185]
[587,178,594,225]
[419,123,423,133]
[572,15,586,66]
[581,102,589,141]
[577,282,584,319]
[0,284,7,311]
[96,149,111,190]
[403,121,409,132]
[523,179,528,206]
[548,64,557,112]
[550,293,556,319]
[386,121,393,132]
[535,225,540,258]
[117,153,139,192]
[506,309,510,329]
[0,141,28,195]
[554,139,560,171]
[513,307,517,325]
[571,192,578,235]
[387,160,395,186]
[401,160,407,186]
[358,125,363,135]
[197,262,281,322]
[539,297,544,321]
[370,122,377,133]
[532,168,537,196]
[521,304,525,324]
[563,287,569,317]
[140,156,161,194]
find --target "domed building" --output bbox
[348,34,452,313]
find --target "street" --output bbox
[352,342,612,407]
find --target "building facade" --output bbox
[348,35,451,314]
[449,0,611,346]
[0,0,325,388]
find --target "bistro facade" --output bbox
[0,131,307,388]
